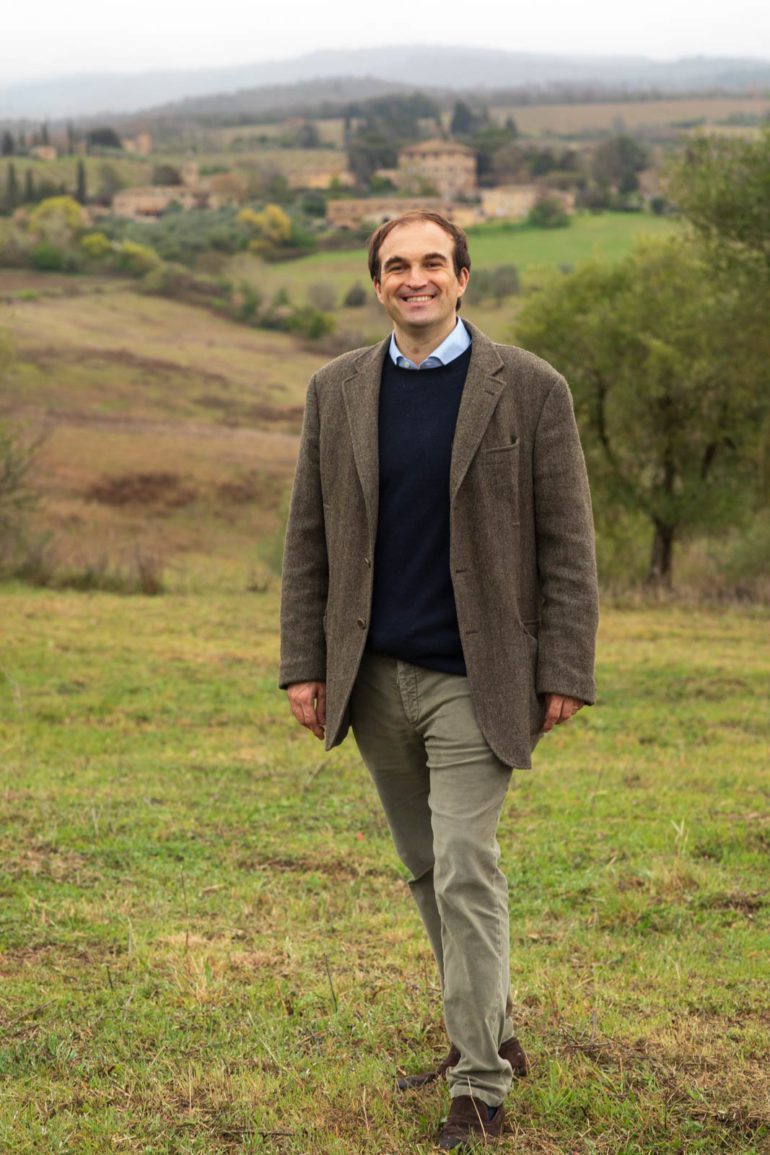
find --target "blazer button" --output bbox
[363,556,371,567]
[357,617,366,629]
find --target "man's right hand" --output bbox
[286,681,327,740]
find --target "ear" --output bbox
[456,267,470,300]
[373,278,384,305]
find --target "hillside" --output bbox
[2,47,769,119]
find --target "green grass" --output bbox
[226,212,680,304]
[1,589,768,1153]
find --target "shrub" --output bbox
[528,197,570,228]
[30,241,68,271]
[343,281,368,307]
[114,240,162,276]
[307,281,337,311]
[80,231,113,261]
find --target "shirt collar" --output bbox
[389,318,470,370]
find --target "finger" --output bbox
[315,685,326,727]
[542,696,562,733]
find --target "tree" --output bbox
[515,238,770,586]
[450,100,482,137]
[668,128,770,271]
[343,281,368,307]
[592,135,648,194]
[86,126,123,151]
[1,131,14,157]
[151,164,182,187]
[0,335,44,566]
[75,159,87,204]
[23,169,35,204]
[528,196,569,229]
[4,163,19,212]
[96,163,123,204]
[40,122,50,146]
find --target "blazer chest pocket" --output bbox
[482,438,520,505]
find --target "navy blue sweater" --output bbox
[366,345,472,675]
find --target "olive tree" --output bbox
[515,238,770,586]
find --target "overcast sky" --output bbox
[2,0,769,83]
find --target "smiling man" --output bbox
[280,210,599,1149]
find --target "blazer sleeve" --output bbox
[532,376,599,704]
[279,375,329,688]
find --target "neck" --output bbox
[393,317,458,366]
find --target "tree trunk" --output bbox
[647,522,675,587]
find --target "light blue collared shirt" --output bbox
[389,318,471,370]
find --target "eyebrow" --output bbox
[382,251,450,271]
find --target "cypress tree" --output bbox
[5,162,19,210]
[75,160,87,203]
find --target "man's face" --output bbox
[373,219,469,336]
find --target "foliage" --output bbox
[516,237,770,585]
[151,163,182,187]
[528,196,570,229]
[345,92,440,186]
[465,263,521,305]
[86,126,123,150]
[113,240,163,276]
[79,231,113,260]
[239,202,293,253]
[307,280,337,311]
[26,196,84,244]
[592,134,649,194]
[102,206,250,267]
[668,128,770,271]
[450,100,490,138]
[0,351,45,566]
[343,281,368,307]
[30,241,77,272]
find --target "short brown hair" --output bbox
[367,210,471,282]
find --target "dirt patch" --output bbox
[87,471,198,508]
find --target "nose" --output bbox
[405,266,428,288]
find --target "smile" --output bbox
[404,294,434,302]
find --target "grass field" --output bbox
[227,212,679,318]
[0,211,678,570]
[486,97,770,137]
[0,588,768,1153]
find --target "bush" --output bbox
[343,281,368,307]
[528,197,570,228]
[307,281,337,311]
[80,231,113,261]
[30,241,69,271]
[286,306,336,341]
[114,240,162,276]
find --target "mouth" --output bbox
[401,294,435,304]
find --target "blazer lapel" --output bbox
[450,322,506,499]
[342,337,388,548]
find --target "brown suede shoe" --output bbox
[437,1095,505,1149]
[396,1036,528,1091]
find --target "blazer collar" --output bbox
[340,321,507,541]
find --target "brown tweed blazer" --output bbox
[279,321,598,769]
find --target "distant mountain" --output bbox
[2,46,769,120]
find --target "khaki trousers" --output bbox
[350,651,516,1106]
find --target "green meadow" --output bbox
[0,205,768,1152]
[1,588,768,1153]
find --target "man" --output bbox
[280,210,598,1149]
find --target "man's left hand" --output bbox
[542,694,584,733]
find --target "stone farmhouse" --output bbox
[111,160,236,221]
[326,196,474,230]
[389,139,477,200]
[481,185,575,220]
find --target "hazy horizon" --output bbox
[2,0,769,85]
